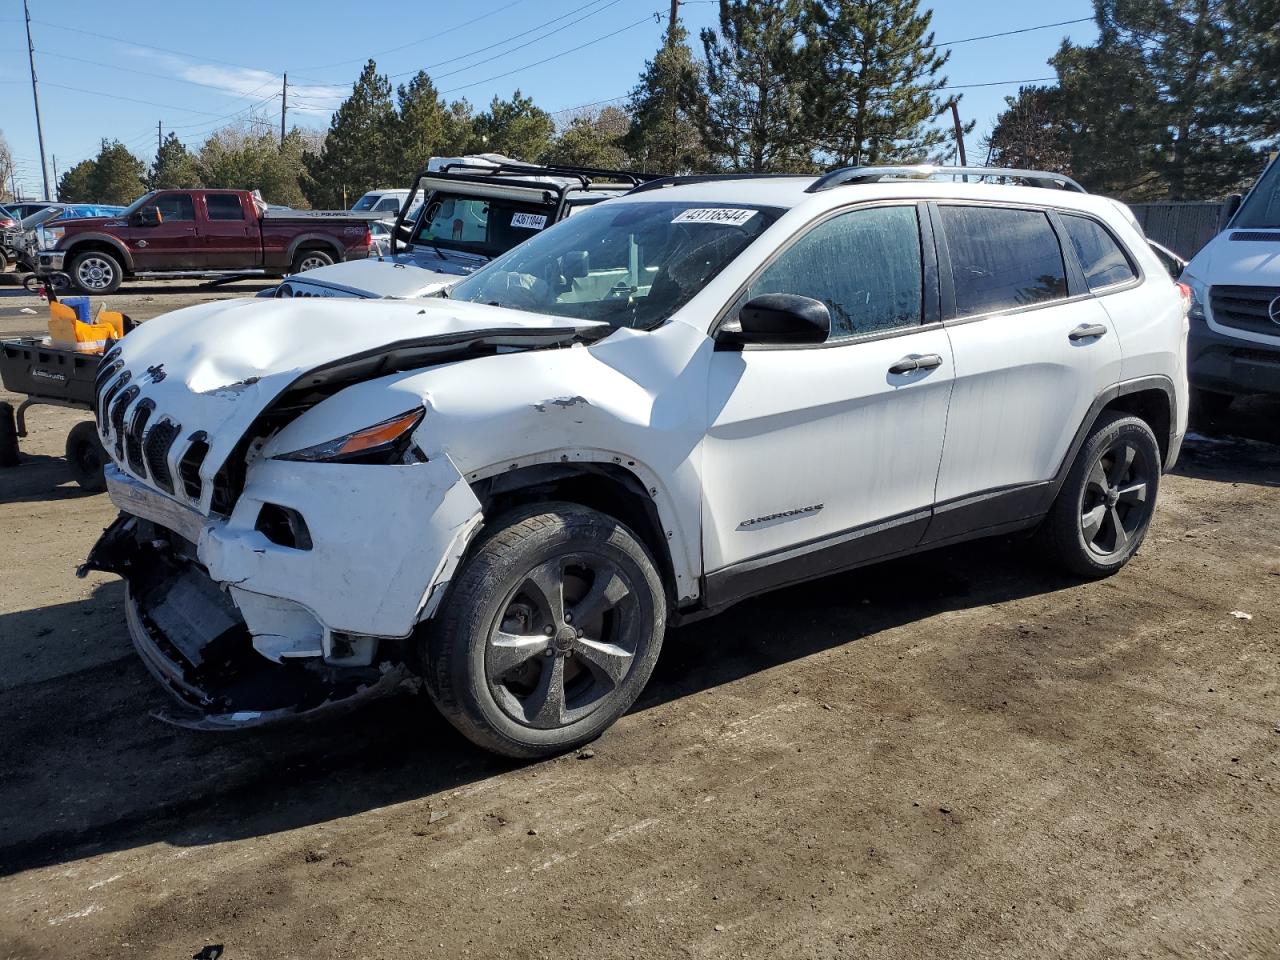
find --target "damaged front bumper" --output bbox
[83,460,482,729]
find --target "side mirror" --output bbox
[1218,193,1242,232]
[719,294,830,346]
[133,206,161,227]
[560,250,589,281]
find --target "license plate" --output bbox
[106,466,207,545]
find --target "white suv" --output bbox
[83,165,1189,757]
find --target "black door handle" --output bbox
[1068,323,1108,341]
[889,353,943,375]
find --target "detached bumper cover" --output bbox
[1189,321,1280,398]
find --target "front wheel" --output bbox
[291,248,334,274]
[423,503,667,758]
[65,421,107,492]
[1039,412,1161,578]
[69,250,123,294]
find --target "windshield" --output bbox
[449,200,784,329]
[118,191,159,218]
[1235,157,1280,229]
[352,193,381,211]
[410,191,558,259]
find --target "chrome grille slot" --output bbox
[178,432,210,501]
[1209,285,1280,337]
[125,400,155,476]
[143,419,180,494]
[110,385,140,458]
[98,368,130,435]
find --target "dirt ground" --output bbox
[1,276,1278,960]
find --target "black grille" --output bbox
[143,419,180,494]
[1231,346,1280,365]
[110,385,140,458]
[124,400,155,476]
[1208,285,1280,337]
[178,432,210,501]
[98,368,130,433]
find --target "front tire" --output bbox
[65,421,107,492]
[1039,412,1161,578]
[423,503,667,759]
[69,249,123,294]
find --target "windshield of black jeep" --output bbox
[410,192,556,258]
[1235,157,1280,228]
[448,200,784,328]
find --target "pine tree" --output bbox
[392,72,475,182]
[625,22,709,173]
[304,60,398,208]
[543,107,631,168]
[90,140,148,205]
[983,86,1074,173]
[471,90,555,161]
[150,132,203,190]
[802,0,954,166]
[57,160,97,203]
[699,0,815,173]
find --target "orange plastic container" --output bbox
[47,300,125,353]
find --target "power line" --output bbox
[295,0,534,73]
[936,17,1093,47]
[34,49,293,100]
[31,18,283,74]
[943,76,1057,89]
[441,11,663,95]
[40,81,245,117]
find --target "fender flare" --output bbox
[61,233,135,272]
[286,232,345,265]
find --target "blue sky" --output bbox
[1,0,1099,199]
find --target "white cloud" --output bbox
[127,49,347,117]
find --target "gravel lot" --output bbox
[1,278,1278,959]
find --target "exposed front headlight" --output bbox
[40,225,65,250]
[1182,272,1208,322]
[274,408,425,464]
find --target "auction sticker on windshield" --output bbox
[672,208,758,226]
[511,212,548,230]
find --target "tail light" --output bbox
[1175,281,1192,315]
[0,218,14,228]
[364,226,372,247]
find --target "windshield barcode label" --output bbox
[511,212,548,230]
[672,208,758,226]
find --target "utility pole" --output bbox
[157,120,163,157]
[668,0,679,41]
[949,101,968,167]
[280,73,287,146]
[23,0,52,200]
[52,154,59,199]
[666,0,679,172]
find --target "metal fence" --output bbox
[1129,202,1226,259]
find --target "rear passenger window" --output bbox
[205,194,244,221]
[940,206,1067,317]
[742,205,923,340]
[375,197,402,213]
[1061,215,1136,290]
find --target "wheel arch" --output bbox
[64,236,134,273]
[467,459,693,611]
[286,233,344,264]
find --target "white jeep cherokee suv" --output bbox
[83,165,1188,757]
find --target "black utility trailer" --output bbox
[0,337,107,491]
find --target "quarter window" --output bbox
[205,194,245,221]
[1061,214,1136,290]
[940,206,1067,316]
[741,205,923,339]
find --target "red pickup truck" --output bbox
[36,189,375,294]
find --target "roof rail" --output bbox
[429,160,661,190]
[806,164,1086,194]
[628,173,806,195]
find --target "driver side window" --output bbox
[741,205,924,340]
[154,193,194,222]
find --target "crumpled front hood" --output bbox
[103,297,603,514]
[285,248,484,299]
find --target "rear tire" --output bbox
[65,421,107,493]
[69,249,123,294]
[423,503,666,759]
[1038,412,1161,578]
[291,248,334,274]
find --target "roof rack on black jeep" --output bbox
[806,164,1086,193]
[431,161,661,191]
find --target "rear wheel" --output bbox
[1039,412,1161,578]
[69,249,123,294]
[423,503,666,758]
[291,248,334,274]
[65,421,107,492]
